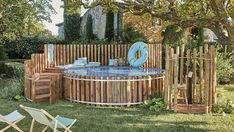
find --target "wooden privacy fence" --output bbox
[164,44,217,114]
[24,43,162,75]
[63,74,164,106]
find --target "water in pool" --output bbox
[64,66,165,77]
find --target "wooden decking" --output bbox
[171,103,211,114]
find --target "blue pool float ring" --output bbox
[128,42,148,67]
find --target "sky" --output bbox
[43,0,64,36]
[43,0,90,36]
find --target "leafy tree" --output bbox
[122,23,147,43]
[0,0,55,60]
[63,0,81,42]
[162,25,183,47]
[85,14,94,40]
[105,11,114,41]
[0,0,56,44]
[79,0,234,50]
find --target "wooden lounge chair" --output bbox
[20,105,77,132]
[0,110,25,132]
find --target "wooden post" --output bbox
[165,45,170,108]
[180,44,185,85]
[199,47,204,103]
[186,49,191,103]
[212,47,217,104]
[209,46,213,107]
[169,48,174,108]
[193,48,197,103]
[173,47,179,112]
[204,44,209,114]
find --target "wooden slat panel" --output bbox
[126,77,131,106]
[81,77,85,101]
[132,77,137,103]
[44,45,48,68]
[73,44,77,61]
[120,76,124,103]
[102,77,107,103]
[77,76,80,101]
[87,45,90,62]
[56,45,60,65]
[107,77,112,105]
[70,44,73,63]
[90,44,93,62]
[96,77,101,105]
[85,76,90,102]
[104,45,108,65]
[73,75,77,100]
[69,76,72,101]
[148,76,152,98]
[138,76,142,102]
[143,76,147,101]
[114,76,118,103]
[90,77,95,103]
[80,44,83,59]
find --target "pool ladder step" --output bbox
[31,73,57,104]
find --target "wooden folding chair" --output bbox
[20,105,77,132]
[0,110,25,132]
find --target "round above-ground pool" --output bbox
[63,66,165,106]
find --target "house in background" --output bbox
[56,5,163,43]
[56,22,64,40]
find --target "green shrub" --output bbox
[64,13,81,42]
[85,14,94,41]
[0,61,24,100]
[212,100,233,114]
[0,61,24,78]
[122,23,147,43]
[161,25,183,47]
[217,52,234,84]
[141,96,166,112]
[0,79,24,100]
[72,38,116,45]
[105,11,114,41]
[0,45,8,60]
[5,36,62,59]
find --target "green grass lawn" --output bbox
[0,85,233,132]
